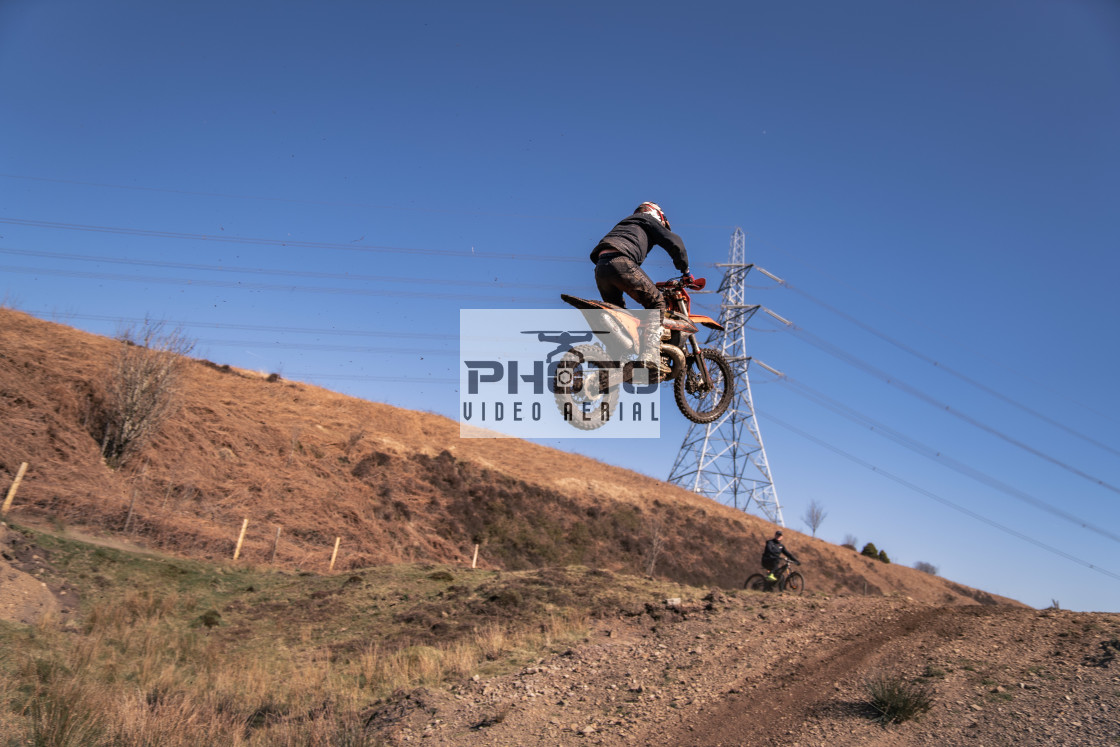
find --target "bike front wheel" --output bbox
[782,572,805,594]
[744,574,770,592]
[674,347,734,424]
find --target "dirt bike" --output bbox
[556,274,735,429]
[744,561,804,594]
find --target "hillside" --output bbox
[6,309,1120,746]
[1,523,1117,746]
[1,307,1013,605]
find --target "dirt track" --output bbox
[672,605,962,745]
[371,592,1120,746]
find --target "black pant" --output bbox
[594,254,666,311]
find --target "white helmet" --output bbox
[635,201,670,230]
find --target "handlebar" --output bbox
[657,274,706,291]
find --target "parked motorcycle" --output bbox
[557,274,734,429]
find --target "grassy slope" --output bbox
[0,521,686,745]
[0,308,1017,606]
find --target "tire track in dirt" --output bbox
[666,605,975,746]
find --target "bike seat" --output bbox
[560,294,625,312]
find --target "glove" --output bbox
[682,271,695,284]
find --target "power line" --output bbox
[773,372,1120,546]
[13,207,1111,500]
[193,338,457,355]
[24,311,457,340]
[0,172,529,216]
[0,265,547,303]
[287,373,458,384]
[782,321,1120,497]
[761,411,1120,583]
[29,309,459,340]
[15,310,470,377]
[0,172,737,229]
[0,247,572,292]
[760,269,1120,458]
[745,234,1119,427]
[0,217,586,263]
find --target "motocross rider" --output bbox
[589,202,691,376]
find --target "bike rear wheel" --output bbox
[553,343,619,430]
[743,574,770,592]
[782,572,805,594]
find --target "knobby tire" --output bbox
[553,343,620,431]
[674,347,734,424]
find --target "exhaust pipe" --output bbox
[660,344,686,382]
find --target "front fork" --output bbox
[676,301,714,391]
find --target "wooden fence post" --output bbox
[2,462,29,516]
[329,537,341,571]
[471,543,479,569]
[270,526,282,564]
[123,489,138,533]
[233,518,249,561]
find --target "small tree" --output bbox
[100,320,194,468]
[878,549,891,564]
[861,542,879,559]
[801,500,828,538]
[913,561,938,575]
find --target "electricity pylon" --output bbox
[667,228,785,525]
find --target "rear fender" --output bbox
[560,294,640,354]
[588,310,638,357]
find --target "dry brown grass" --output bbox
[3,565,592,747]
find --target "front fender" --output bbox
[689,314,725,331]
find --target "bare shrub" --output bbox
[867,675,933,724]
[913,561,939,575]
[801,499,828,538]
[100,321,194,468]
[344,430,366,458]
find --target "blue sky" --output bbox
[2,0,1118,612]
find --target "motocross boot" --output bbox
[638,311,671,384]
